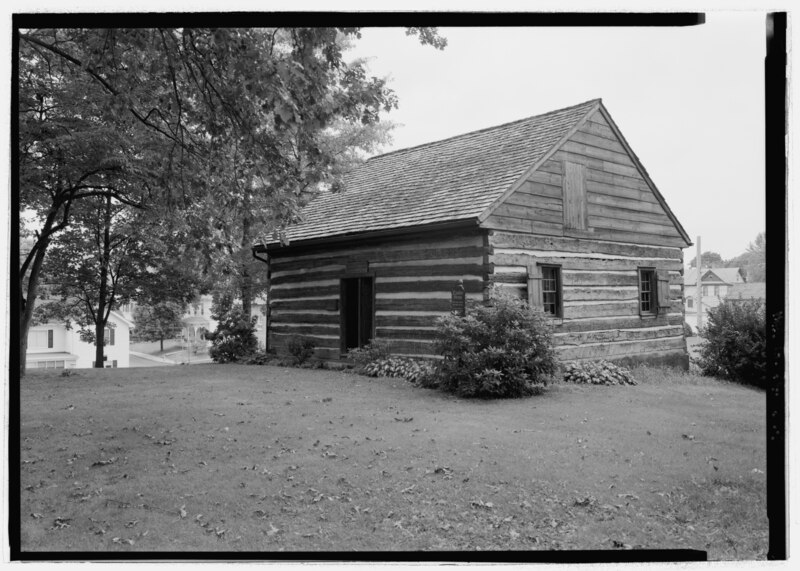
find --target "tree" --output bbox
[34,197,199,367]
[18,27,445,375]
[726,231,766,282]
[133,301,187,353]
[689,251,725,268]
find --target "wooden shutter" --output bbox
[563,161,587,230]
[527,263,543,311]
[109,327,115,346]
[657,271,671,312]
[47,329,53,349]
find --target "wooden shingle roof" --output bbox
[274,99,602,244]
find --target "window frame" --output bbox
[638,267,658,316]
[527,263,563,318]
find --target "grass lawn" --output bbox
[19,363,766,558]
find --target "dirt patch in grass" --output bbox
[19,364,766,558]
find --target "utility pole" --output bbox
[696,236,703,330]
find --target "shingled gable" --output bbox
[263,98,691,250]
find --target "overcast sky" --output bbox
[344,13,767,262]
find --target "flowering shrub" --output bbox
[562,360,637,385]
[696,299,767,388]
[347,340,392,370]
[287,335,316,365]
[426,288,557,399]
[362,357,436,384]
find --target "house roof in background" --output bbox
[684,267,744,285]
[270,99,603,245]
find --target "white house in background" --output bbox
[26,310,135,369]
[683,267,746,331]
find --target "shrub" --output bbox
[362,357,437,384]
[207,304,258,364]
[429,288,557,399]
[241,351,272,365]
[563,360,637,385]
[696,298,766,388]
[683,321,694,337]
[347,340,392,370]
[287,335,316,365]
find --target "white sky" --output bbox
[344,14,767,262]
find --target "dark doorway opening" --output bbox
[341,277,374,353]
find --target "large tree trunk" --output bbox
[94,196,112,368]
[20,238,49,376]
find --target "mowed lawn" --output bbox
[19,364,766,558]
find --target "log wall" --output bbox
[488,230,688,367]
[483,109,688,249]
[267,230,487,360]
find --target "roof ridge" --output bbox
[366,98,602,162]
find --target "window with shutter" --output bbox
[638,268,657,316]
[527,263,562,317]
[47,329,53,349]
[110,327,115,346]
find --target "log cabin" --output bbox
[253,99,693,368]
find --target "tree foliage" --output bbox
[18,26,445,374]
[133,301,187,352]
[689,251,725,268]
[695,298,767,388]
[726,232,766,282]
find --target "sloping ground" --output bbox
[19,365,766,558]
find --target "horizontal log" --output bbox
[270,231,484,262]
[270,246,488,273]
[269,299,339,311]
[488,232,682,260]
[555,313,684,332]
[271,269,343,286]
[562,302,640,319]
[375,314,446,328]
[271,285,340,300]
[377,279,484,294]
[374,263,488,279]
[557,336,686,361]
[504,190,564,212]
[376,299,455,312]
[489,272,526,284]
[492,253,684,272]
[602,349,689,370]
[563,287,639,302]
[375,327,438,340]
[554,325,684,346]
[562,271,639,287]
[270,312,340,325]
[270,332,340,350]
[272,324,339,337]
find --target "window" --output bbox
[29,329,53,349]
[527,264,562,317]
[639,269,657,315]
[702,285,708,296]
[47,329,53,348]
[713,285,720,296]
[687,298,694,309]
[103,328,115,346]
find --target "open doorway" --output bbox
[341,277,374,354]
